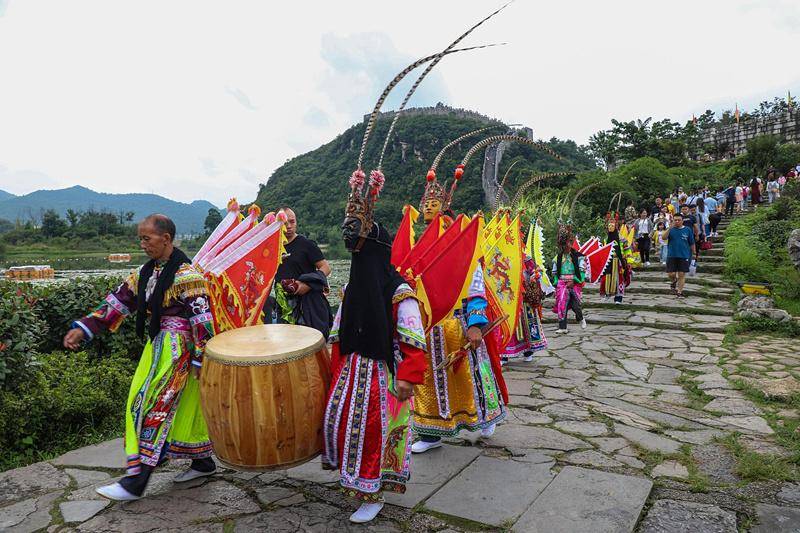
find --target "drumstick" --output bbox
[433,314,509,372]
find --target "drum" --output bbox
[200,324,330,471]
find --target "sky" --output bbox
[0,0,798,207]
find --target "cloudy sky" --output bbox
[0,0,798,206]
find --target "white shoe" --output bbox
[580,318,587,329]
[411,439,442,454]
[95,482,140,501]
[174,468,216,483]
[556,328,568,335]
[481,424,496,437]
[645,262,651,266]
[614,301,622,305]
[350,502,384,523]
[523,353,534,362]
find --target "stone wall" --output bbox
[364,102,503,126]
[701,110,800,159]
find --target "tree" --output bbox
[588,131,621,169]
[65,209,79,228]
[40,209,67,238]
[0,217,13,234]
[204,208,223,235]
[744,135,780,175]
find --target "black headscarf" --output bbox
[338,222,405,370]
[136,247,191,340]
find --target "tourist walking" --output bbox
[63,215,217,501]
[767,173,781,204]
[634,209,653,266]
[735,183,744,212]
[663,213,696,299]
[654,220,668,263]
[723,185,736,217]
[750,176,762,206]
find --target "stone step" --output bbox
[632,271,728,283]
[542,308,732,333]
[581,292,734,316]
[637,262,724,274]
[585,282,733,298]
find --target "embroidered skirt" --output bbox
[413,316,506,437]
[322,354,413,500]
[124,319,212,475]
[600,258,625,298]
[501,305,548,358]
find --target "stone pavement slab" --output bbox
[614,424,681,454]
[752,503,800,532]
[0,461,69,504]
[426,456,554,527]
[51,438,126,469]
[234,501,401,532]
[60,500,110,523]
[385,444,480,508]
[77,480,259,532]
[0,491,60,532]
[64,468,111,489]
[487,424,591,451]
[639,499,737,533]
[512,466,652,533]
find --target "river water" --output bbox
[2,257,352,306]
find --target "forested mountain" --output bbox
[254,110,597,244]
[0,186,219,234]
[0,190,15,202]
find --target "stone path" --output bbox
[3,212,800,532]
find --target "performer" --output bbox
[411,209,506,451]
[599,212,630,304]
[63,215,216,501]
[501,254,548,363]
[323,173,427,523]
[551,223,586,334]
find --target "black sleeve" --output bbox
[307,239,325,265]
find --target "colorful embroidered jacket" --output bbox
[329,283,427,384]
[74,263,215,367]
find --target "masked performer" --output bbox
[411,174,507,453]
[501,253,548,363]
[323,168,427,524]
[599,212,630,304]
[62,215,216,501]
[551,223,586,334]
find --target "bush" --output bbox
[0,284,47,387]
[0,351,134,470]
[0,276,144,389]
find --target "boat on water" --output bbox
[107,253,132,263]
[4,265,55,280]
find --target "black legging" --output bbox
[637,236,651,263]
[725,199,735,216]
[709,212,722,232]
[559,288,584,329]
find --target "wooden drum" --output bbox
[200,324,331,471]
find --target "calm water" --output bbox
[2,255,352,306]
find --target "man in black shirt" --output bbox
[264,207,333,337]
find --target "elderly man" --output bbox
[63,214,216,500]
[264,207,333,338]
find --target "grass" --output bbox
[678,444,711,493]
[717,433,800,482]
[676,373,713,411]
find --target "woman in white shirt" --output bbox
[634,209,654,266]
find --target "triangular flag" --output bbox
[579,236,601,256]
[391,204,419,268]
[585,242,615,284]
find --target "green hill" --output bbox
[0,186,219,234]
[0,190,15,202]
[254,109,596,244]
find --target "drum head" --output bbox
[205,324,325,365]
